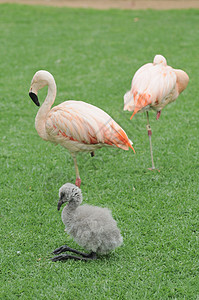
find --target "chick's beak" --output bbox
[57,199,63,211]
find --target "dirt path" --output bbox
[1,0,199,10]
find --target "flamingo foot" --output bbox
[75,177,81,187]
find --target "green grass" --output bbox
[0,4,199,299]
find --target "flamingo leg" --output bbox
[51,252,97,262]
[71,154,81,187]
[51,245,97,261]
[146,112,155,170]
[156,110,161,120]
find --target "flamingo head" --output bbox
[29,70,56,106]
[153,55,167,66]
[57,183,82,211]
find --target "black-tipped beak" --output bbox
[57,200,63,211]
[29,92,40,107]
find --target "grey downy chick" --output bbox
[51,183,123,261]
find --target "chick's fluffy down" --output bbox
[62,205,123,255]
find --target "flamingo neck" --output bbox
[175,69,189,94]
[35,82,56,140]
[61,204,77,229]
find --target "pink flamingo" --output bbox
[124,55,189,170]
[29,70,135,187]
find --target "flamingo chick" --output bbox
[124,54,189,170]
[29,70,135,186]
[51,183,123,261]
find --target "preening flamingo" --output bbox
[29,70,135,187]
[124,55,189,169]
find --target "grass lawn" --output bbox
[0,4,199,299]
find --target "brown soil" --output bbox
[1,0,199,10]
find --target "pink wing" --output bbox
[46,101,134,152]
[129,63,177,118]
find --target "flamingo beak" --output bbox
[57,199,63,211]
[29,92,40,107]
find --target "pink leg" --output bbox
[72,154,81,187]
[156,111,161,120]
[146,112,155,170]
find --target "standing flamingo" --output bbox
[123,55,189,170]
[29,70,135,187]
